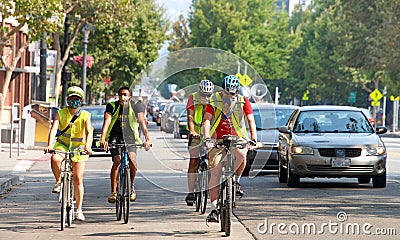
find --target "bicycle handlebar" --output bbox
[47,149,88,155]
[108,143,152,149]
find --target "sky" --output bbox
[156,0,191,21]
[155,0,192,56]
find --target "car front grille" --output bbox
[306,165,374,173]
[318,148,362,158]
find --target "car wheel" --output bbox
[372,172,386,188]
[357,176,371,184]
[278,154,287,183]
[287,163,300,188]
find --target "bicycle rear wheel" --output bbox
[200,170,208,214]
[116,180,122,221]
[122,168,131,224]
[219,180,225,232]
[60,176,68,231]
[224,177,233,236]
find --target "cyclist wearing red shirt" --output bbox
[203,75,257,223]
[185,80,214,206]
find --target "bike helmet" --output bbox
[222,75,240,94]
[199,79,214,94]
[67,86,84,99]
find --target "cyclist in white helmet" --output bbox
[185,79,215,205]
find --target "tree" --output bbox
[70,0,169,97]
[0,0,63,142]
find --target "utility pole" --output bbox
[61,15,71,107]
[81,23,95,105]
[382,86,387,127]
[39,39,47,101]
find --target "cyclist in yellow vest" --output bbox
[44,86,93,221]
[185,80,214,206]
[99,86,151,203]
[203,75,257,223]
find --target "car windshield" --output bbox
[82,107,105,121]
[253,108,295,130]
[293,110,374,133]
[172,104,186,115]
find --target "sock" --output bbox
[211,200,218,210]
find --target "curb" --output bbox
[0,175,23,195]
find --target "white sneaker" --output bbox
[75,210,85,221]
[52,182,61,193]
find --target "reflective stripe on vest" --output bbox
[105,101,142,144]
[56,108,90,149]
[209,93,248,139]
[186,92,204,134]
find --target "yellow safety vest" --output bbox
[186,92,205,134]
[209,93,248,139]
[56,108,91,161]
[105,101,142,144]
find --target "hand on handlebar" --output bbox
[189,133,200,139]
[100,138,109,151]
[44,146,53,154]
[204,137,214,149]
[143,141,151,151]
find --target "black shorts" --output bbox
[108,136,137,158]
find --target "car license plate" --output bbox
[331,158,351,167]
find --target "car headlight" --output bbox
[292,146,314,155]
[366,147,386,156]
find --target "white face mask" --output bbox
[119,94,130,102]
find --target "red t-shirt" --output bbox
[186,94,195,111]
[205,94,252,139]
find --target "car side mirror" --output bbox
[375,126,387,134]
[279,126,291,134]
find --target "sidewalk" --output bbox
[0,143,47,195]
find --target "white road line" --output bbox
[12,160,35,172]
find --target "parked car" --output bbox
[278,105,387,188]
[80,105,106,152]
[160,103,186,133]
[244,103,298,176]
[156,102,167,126]
[173,110,189,139]
[152,99,169,122]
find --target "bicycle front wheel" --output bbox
[200,170,208,214]
[66,174,74,226]
[195,172,201,212]
[122,168,131,224]
[60,176,68,231]
[116,180,122,221]
[224,177,233,236]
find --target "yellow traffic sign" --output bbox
[235,73,244,83]
[369,89,383,101]
[371,101,380,106]
[240,74,253,86]
[302,90,309,101]
[390,95,400,101]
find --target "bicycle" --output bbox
[49,149,86,231]
[108,141,151,224]
[194,141,209,214]
[213,135,249,237]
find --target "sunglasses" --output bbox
[200,92,212,98]
[118,93,129,96]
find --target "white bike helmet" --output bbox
[222,75,240,94]
[199,79,214,95]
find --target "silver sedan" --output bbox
[278,105,387,188]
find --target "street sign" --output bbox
[240,74,253,86]
[348,91,356,103]
[371,101,380,106]
[235,73,244,83]
[390,96,400,101]
[369,89,383,101]
[302,90,309,101]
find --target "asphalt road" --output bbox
[0,122,399,239]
